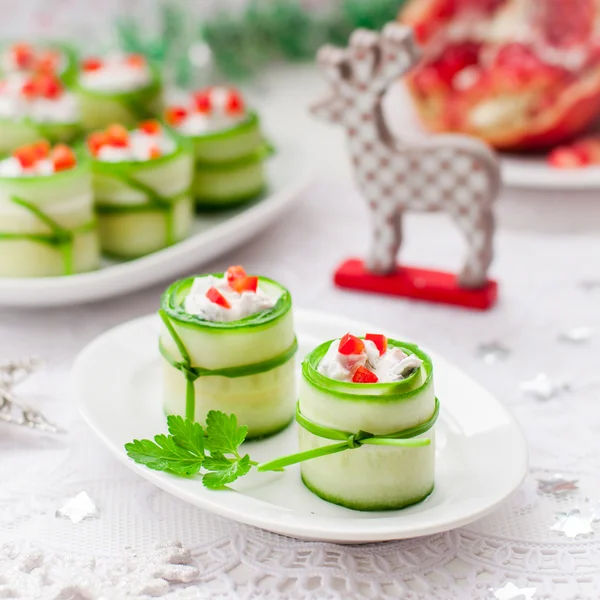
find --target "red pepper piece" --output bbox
[105,124,129,148]
[148,145,161,159]
[352,366,379,384]
[139,119,161,135]
[87,131,107,156]
[165,106,187,126]
[230,276,258,294]
[206,287,231,308]
[226,265,247,284]
[36,73,62,99]
[21,78,38,98]
[82,57,103,72]
[193,90,212,114]
[125,54,146,68]
[225,89,245,115]
[51,144,76,171]
[365,333,388,356]
[338,333,365,356]
[31,140,50,160]
[11,43,34,69]
[13,145,37,168]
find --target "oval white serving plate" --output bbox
[0,143,312,308]
[75,309,528,543]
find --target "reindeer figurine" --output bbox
[311,23,500,309]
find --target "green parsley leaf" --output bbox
[167,415,205,456]
[202,452,252,489]
[125,432,204,477]
[204,411,248,456]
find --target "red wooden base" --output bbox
[334,259,498,310]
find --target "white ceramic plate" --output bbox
[0,144,312,308]
[75,309,528,543]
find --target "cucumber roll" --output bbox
[165,87,271,209]
[86,120,194,258]
[76,54,163,131]
[159,266,297,439]
[298,333,437,511]
[0,72,81,154]
[0,41,78,84]
[0,141,99,277]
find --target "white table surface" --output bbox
[2,65,600,600]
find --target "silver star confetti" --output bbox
[551,508,594,538]
[492,582,536,600]
[520,373,571,401]
[558,327,593,344]
[56,491,99,523]
[537,474,579,495]
[477,341,511,364]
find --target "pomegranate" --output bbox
[400,0,600,150]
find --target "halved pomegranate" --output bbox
[400,0,600,150]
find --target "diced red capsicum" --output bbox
[139,119,161,135]
[82,57,103,72]
[225,90,244,115]
[338,333,365,356]
[36,73,62,99]
[51,144,76,172]
[352,366,379,384]
[13,145,37,168]
[125,54,146,68]
[226,265,246,284]
[165,106,188,126]
[365,333,387,356]
[31,140,50,160]
[193,90,212,114]
[206,287,231,309]
[148,145,161,159]
[11,43,34,69]
[87,131,107,156]
[105,124,129,147]
[230,276,258,294]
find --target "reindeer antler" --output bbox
[373,24,421,91]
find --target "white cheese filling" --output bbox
[318,339,423,383]
[0,74,79,123]
[184,274,277,322]
[0,157,56,178]
[79,55,152,93]
[96,129,176,162]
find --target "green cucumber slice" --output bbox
[75,67,163,131]
[159,274,296,438]
[0,118,81,155]
[186,112,264,164]
[297,338,436,510]
[0,162,100,276]
[193,157,266,207]
[89,136,194,256]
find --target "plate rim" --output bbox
[75,309,529,543]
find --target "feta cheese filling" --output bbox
[0,157,54,177]
[79,55,152,93]
[184,274,277,322]
[318,338,423,384]
[95,128,176,163]
[0,74,79,123]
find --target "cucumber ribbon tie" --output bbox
[0,196,95,275]
[95,170,189,246]
[257,398,439,472]
[158,309,298,421]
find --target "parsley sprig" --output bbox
[125,411,254,489]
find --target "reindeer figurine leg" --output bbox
[366,203,401,274]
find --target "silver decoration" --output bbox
[0,388,63,434]
[537,474,579,495]
[477,341,511,364]
[55,491,100,524]
[0,356,43,390]
[551,508,595,538]
[520,373,571,401]
[492,582,537,599]
[558,327,593,344]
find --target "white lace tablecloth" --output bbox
[3,67,600,599]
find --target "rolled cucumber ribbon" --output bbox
[89,134,194,258]
[159,275,297,439]
[75,67,163,132]
[293,339,438,511]
[0,159,99,277]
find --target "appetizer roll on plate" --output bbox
[0,141,99,277]
[159,266,297,439]
[0,41,78,84]
[165,87,271,208]
[298,333,437,510]
[0,72,80,154]
[77,54,163,131]
[86,120,194,258]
